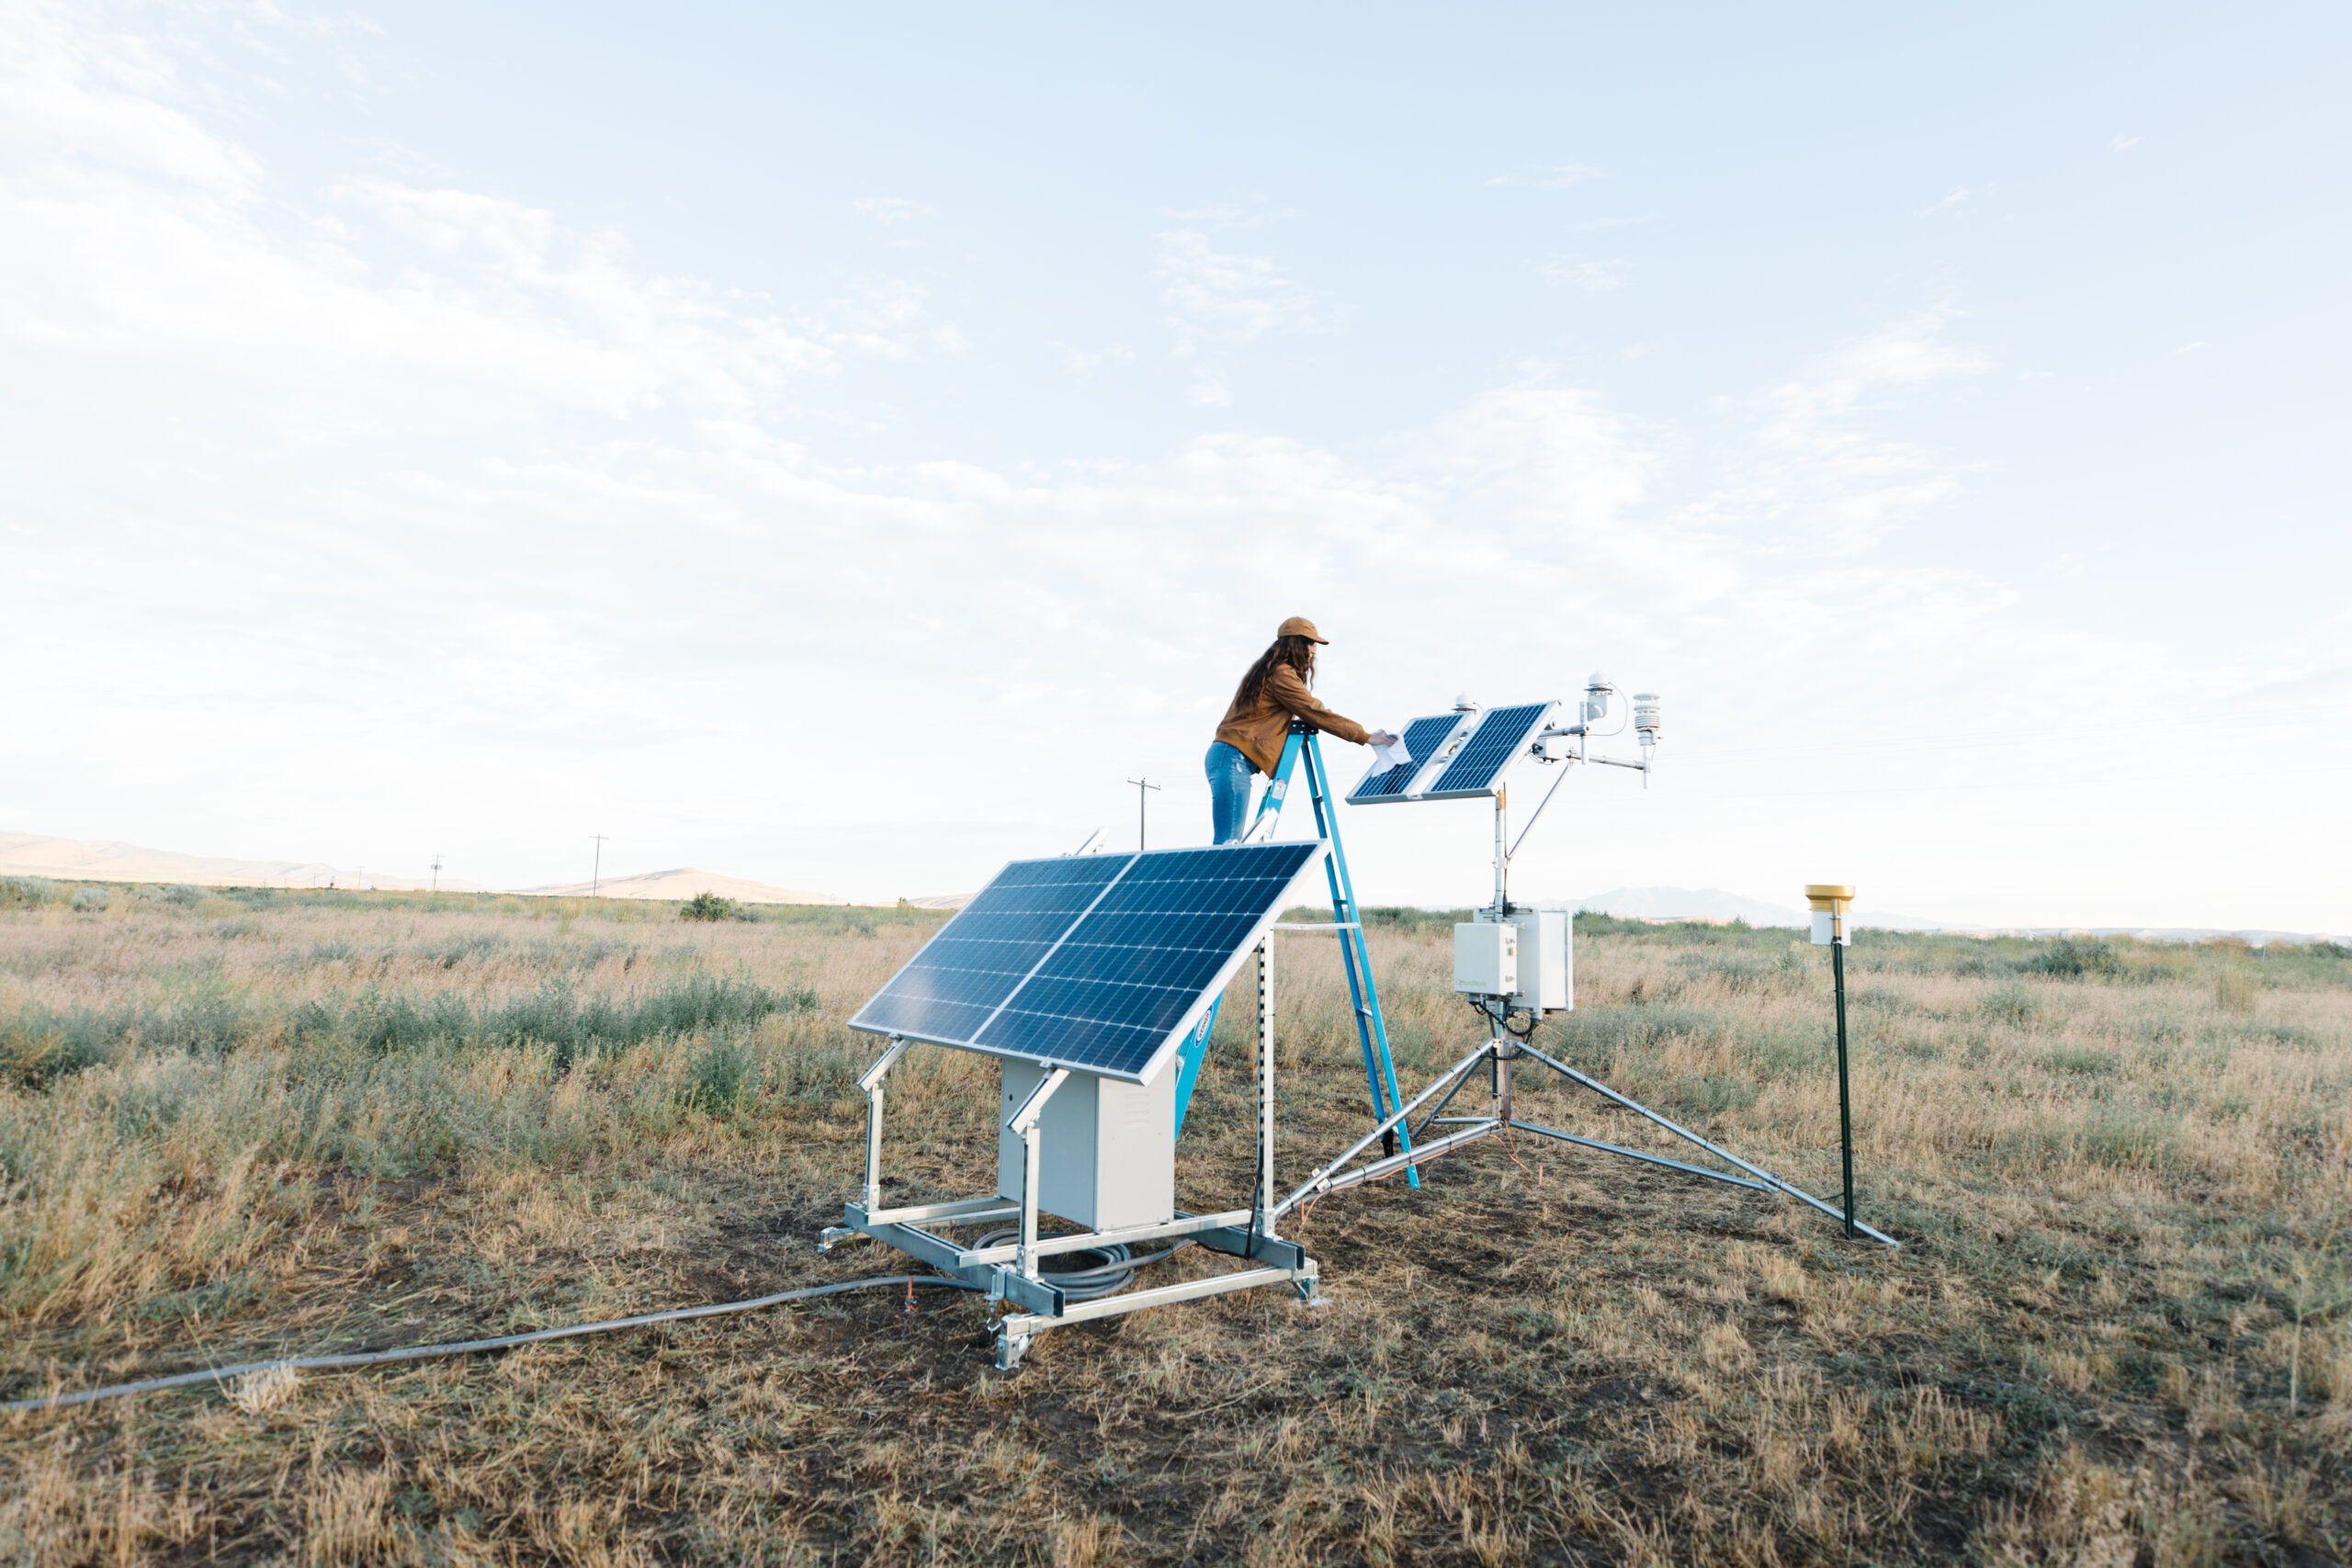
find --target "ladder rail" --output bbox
[1236,723,1418,1185]
[1303,734,1416,1172]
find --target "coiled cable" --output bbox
[971,1229,1193,1303]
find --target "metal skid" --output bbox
[820,931,1323,1371]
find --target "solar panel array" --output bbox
[1425,702,1554,797]
[850,840,1322,1081]
[1347,713,1470,803]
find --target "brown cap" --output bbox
[1277,615,1329,644]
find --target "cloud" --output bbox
[1915,188,1969,217]
[853,197,936,224]
[2109,135,2142,152]
[1153,230,1340,354]
[1487,164,1608,190]
[1538,255,1625,292]
[0,19,862,423]
[1054,341,1133,374]
[1679,310,1995,555]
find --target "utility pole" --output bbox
[430,854,443,893]
[1125,777,1161,852]
[589,835,610,897]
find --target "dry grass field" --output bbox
[2,876,2348,1564]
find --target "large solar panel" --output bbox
[848,855,1129,1045]
[1347,712,1475,804]
[850,840,1323,1082]
[1423,702,1556,798]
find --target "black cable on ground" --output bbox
[2,1274,984,1416]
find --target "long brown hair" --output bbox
[1234,635,1317,707]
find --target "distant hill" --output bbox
[0,830,479,891]
[1536,886,1946,931]
[1552,886,1807,927]
[514,868,843,905]
[1543,887,2335,945]
[907,893,975,909]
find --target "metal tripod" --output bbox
[1273,999,1900,1245]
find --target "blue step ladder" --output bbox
[1170,723,1419,1187]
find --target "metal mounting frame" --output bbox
[820,932,1325,1371]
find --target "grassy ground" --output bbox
[1,876,2348,1564]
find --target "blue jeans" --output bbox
[1204,741,1255,843]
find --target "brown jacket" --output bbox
[1214,663,1370,774]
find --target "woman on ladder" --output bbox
[1205,616,1396,843]
[1176,616,1396,1130]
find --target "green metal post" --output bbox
[1833,937,1855,1240]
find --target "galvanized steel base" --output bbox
[824,935,1326,1370]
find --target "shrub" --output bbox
[1663,1073,1759,1116]
[1674,952,1774,992]
[1980,984,2040,1026]
[683,1035,756,1113]
[0,877,64,909]
[2080,1111,2181,1170]
[0,1014,109,1088]
[2215,969,2257,1013]
[1361,907,1475,937]
[69,886,110,912]
[2024,938,2122,980]
[412,933,504,968]
[5,974,820,1088]
[1546,1005,1718,1062]
[680,891,739,921]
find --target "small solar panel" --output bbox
[1348,713,1474,804]
[1423,702,1556,797]
[851,840,1322,1082]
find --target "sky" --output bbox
[2,1,2346,928]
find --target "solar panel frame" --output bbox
[1419,700,1560,799]
[849,840,1324,1083]
[1346,712,1478,805]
